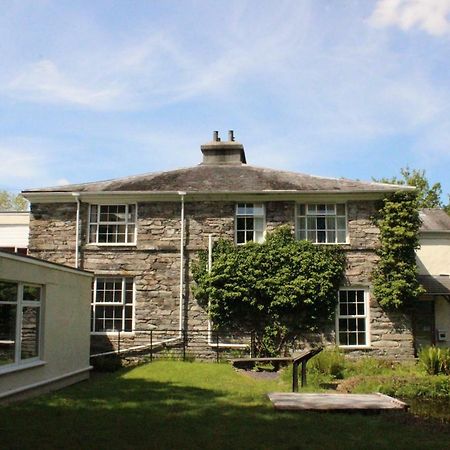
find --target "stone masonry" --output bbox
[28,198,415,359]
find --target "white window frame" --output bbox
[0,280,42,372]
[235,203,265,245]
[87,204,137,246]
[296,203,348,244]
[91,277,135,335]
[336,287,370,348]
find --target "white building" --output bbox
[415,209,450,349]
[0,211,30,254]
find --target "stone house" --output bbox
[22,131,418,359]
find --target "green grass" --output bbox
[1,361,449,450]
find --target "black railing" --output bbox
[90,328,255,363]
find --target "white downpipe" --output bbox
[72,193,81,269]
[178,191,186,339]
[207,233,248,349]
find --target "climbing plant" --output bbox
[192,226,346,356]
[372,191,424,309]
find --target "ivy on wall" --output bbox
[192,226,346,356]
[372,191,424,309]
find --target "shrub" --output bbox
[419,346,450,375]
[310,347,346,379]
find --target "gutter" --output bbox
[72,193,81,269]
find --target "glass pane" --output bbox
[127,204,136,222]
[357,303,365,315]
[254,231,264,243]
[297,230,306,240]
[338,319,347,332]
[326,217,334,229]
[317,204,326,214]
[254,217,264,232]
[348,333,357,345]
[337,230,346,243]
[357,290,364,302]
[307,217,316,229]
[246,231,253,242]
[317,217,326,230]
[307,204,316,214]
[357,332,366,345]
[339,332,348,346]
[0,304,16,365]
[298,217,306,229]
[347,291,356,303]
[127,225,135,243]
[347,319,357,332]
[236,218,245,230]
[307,230,316,242]
[337,217,346,229]
[0,281,18,303]
[253,204,264,216]
[245,218,254,229]
[89,205,98,223]
[348,303,356,315]
[357,318,366,331]
[317,231,326,243]
[339,303,347,316]
[23,286,41,302]
[326,204,335,214]
[327,231,336,243]
[339,290,348,303]
[21,306,40,360]
[236,231,245,244]
[298,204,305,215]
[336,204,346,215]
[236,204,246,215]
[89,225,97,243]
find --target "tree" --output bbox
[0,190,28,211]
[372,191,425,309]
[373,167,443,209]
[192,226,346,356]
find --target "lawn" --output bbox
[1,361,449,450]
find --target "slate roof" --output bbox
[23,164,410,194]
[418,275,450,295]
[419,209,450,232]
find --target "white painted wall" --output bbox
[0,212,30,248]
[0,252,93,401]
[416,234,450,276]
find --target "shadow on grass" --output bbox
[1,369,449,450]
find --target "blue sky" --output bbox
[1,0,450,200]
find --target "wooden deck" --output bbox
[268,392,409,412]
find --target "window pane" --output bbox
[339,303,347,315]
[317,231,326,243]
[326,217,335,229]
[317,204,326,214]
[254,217,264,232]
[236,204,246,215]
[298,204,305,215]
[357,318,366,331]
[21,306,40,360]
[90,205,98,222]
[254,231,264,243]
[348,333,357,345]
[307,217,316,229]
[327,231,336,243]
[307,230,316,242]
[0,281,18,303]
[317,217,326,230]
[23,286,41,302]
[337,217,346,229]
[298,217,306,229]
[236,218,245,230]
[236,231,245,244]
[357,332,366,345]
[307,204,316,214]
[326,204,335,214]
[337,230,346,243]
[297,230,306,240]
[357,303,365,315]
[128,204,136,222]
[336,204,346,215]
[246,231,253,242]
[253,204,264,216]
[339,332,348,346]
[0,304,16,365]
[127,225,135,243]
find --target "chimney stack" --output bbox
[200,130,246,165]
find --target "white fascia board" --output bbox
[22,190,402,204]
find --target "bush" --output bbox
[419,346,450,375]
[310,347,346,379]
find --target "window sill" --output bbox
[339,345,372,350]
[91,332,135,336]
[0,360,46,376]
[85,243,137,247]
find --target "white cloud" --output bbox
[370,0,450,36]
[7,59,122,109]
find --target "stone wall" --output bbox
[28,199,415,359]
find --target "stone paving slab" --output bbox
[268,392,409,412]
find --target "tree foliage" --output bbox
[0,190,28,211]
[374,167,446,210]
[192,226,346,356]
[372,191,424,309]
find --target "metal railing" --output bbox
[90,328,256,363]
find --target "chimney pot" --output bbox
[213,131,220,142]
[228,130,235,142]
